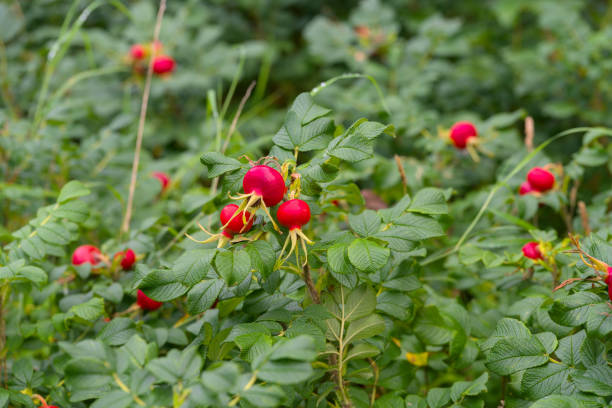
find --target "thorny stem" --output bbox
[302,264,320,304]
[337,286,350,406]
[578,201,591,235]
[394,155,407,195]
[0,284,7,387]
[121,0,167,235]
[368,359,379,407]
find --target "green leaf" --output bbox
[579,337,605,367]
[521,363,575,399]
[480,318,532,353]
[327,120,390,162]
[270,335,316,361]
[393,214,444,240]
[215,249,251,286]
[174,248,217,286]
[414,306,455,346]
[70,297,104,322]
[256,360,313,385]
[530,395,582,408]
[347,238,389,273]
[90,391,132,408]
[186,279,224,314]
[426,388,451,408]
[348,210,382,237]
[550,292,601,327]
[485,337,548,375]
[289,92,331,124]
[373,227,419,252]
[200,152,242,178]
[408,188,448,215]
[556,330,586,366]
[55,200,89,222]
[345,343,380,362]
[139,269,188,301]
[344,314,385,344]
[450,372,488,402]
[37,222,71,245]
[98,318,137,346]
[57,180,90,203]
[572,365,612,396]
[246,240,276,278]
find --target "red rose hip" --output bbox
[449,121,477,149]
[152,55,175,75]
[137,289,163,311]
[519,181,535,196]
[153,171,170,192]
[72,245,102,266]
[526,167,555,192]
[220,204,254,236]
[114,248,136,270]
[242,165,286,207]
[130,44,146,60]
[522,242,543,260]
[277,199,311,230]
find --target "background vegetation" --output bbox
[1,0,611,407]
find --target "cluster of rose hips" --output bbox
[129,41,175,76]
[71,244,162,311]
[189,162,312,266]
[519,166,555,195]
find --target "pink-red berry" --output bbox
[130,44,146,60]
[519,181,535,196]
[220,204,253,237]
[152,55,175,75]
[243,165,286,207]
[137,289,163,311]
[526,167,555,192]
[277,199,311,230]
[72,245,102,266]
[114,248,136,270]
[153,171,170,192]
[450,121,477,149]
[522,242,542,260]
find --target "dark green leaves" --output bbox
[200,152,242,178]
[327,119,392,162]
[273,93,333,152]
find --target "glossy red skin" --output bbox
[519,181,535,195]
[450,121,477,149]
[277,199,311,230]
[114,248,136,270]
[130,44,146,60]
[220,204,254,235]
[152,55,175,74]
[242,165,286,206]
[137,289,163,311]
[72,245,101,266]
[527,167,555,192]
[522,242,542,260]
[153,171,170,191]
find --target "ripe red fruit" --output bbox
[220,204,254,237]
[137,289,163,311]
[72,245,102,266]
[114,248,136,270]
[153,171,170,192]
[449,121,477,149]
[519,181,535,196]
[276,199,314,268]
[526,167,555,192]
[130,44,146,60]
[277,199,311,230]
[522,242,543,260]
[152,55,175,75]
[243,165,286,207]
